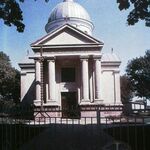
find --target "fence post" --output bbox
[97,107,100,126]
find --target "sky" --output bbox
[0,0,150,75]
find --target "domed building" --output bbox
[19,0,121,118]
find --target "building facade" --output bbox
[19,0,121,117]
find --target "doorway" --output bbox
[61,92,80,119]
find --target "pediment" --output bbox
[31,24,103,47]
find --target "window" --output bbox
[61,68,75,82]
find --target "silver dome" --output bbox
[45,0,94,35]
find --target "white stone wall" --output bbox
[20,72,35,102]
[101,71,115,104]
[101,70,121,105]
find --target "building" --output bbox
[19,0,121,118]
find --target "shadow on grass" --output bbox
[20,124,113,150]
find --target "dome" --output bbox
[45,0,94,35]
[49,0,91,22]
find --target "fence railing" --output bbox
[0,105,150,150]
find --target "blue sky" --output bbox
[0,0,149,74]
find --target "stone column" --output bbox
[20,73,26,101]
[48,58,55,101]
[35,59,41,101]
[113,71,121,104]
[80,56,89,101]
[94,55,102,100]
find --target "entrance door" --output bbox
[61,92,80,119]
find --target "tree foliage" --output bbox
[0,51,20,103]
[117,0,150,27]
[120,75,133,104]
[126,50,150,100]
[0,0,49,32]
[0,0,25,32]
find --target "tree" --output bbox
[117,0,150,27]
[0,51,20,103]
[126,50,150,100]
[0,0,48,32]
[120,75,133,104]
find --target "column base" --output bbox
[103,103,123,106]
[34,100,41,106]
[34,100,59,107]
[80,100,91,105]
[45,100,59,106]
[93,99,104,104]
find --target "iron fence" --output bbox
[0,105,150,150]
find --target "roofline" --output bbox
[101,61,121,66]
[18,63,35,67]
[31,24,104,46]
[31,43,103,50]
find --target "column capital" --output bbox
[47,56,55,61]
[92,55,102,60]
[34,58,41,62]
[34,57,44,62]
[47,57,55,63]
[113,70,120,74]
[80,55,89,61]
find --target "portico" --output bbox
[33,52,103,106]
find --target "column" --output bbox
[20,73,26,101]
[35,59,41,101]
[94,56,102,100]
[113,71,121,104]
[48,58,55,101]
[80,56,89,101]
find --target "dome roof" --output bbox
[101,53,121,62]
[45,0,94,35]
[48,0,91,22]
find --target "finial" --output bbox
[26,50,29,56]
[63,0,74,2]
[64,15,70,22]
[40,46,43,57]
[111,48,113,54]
